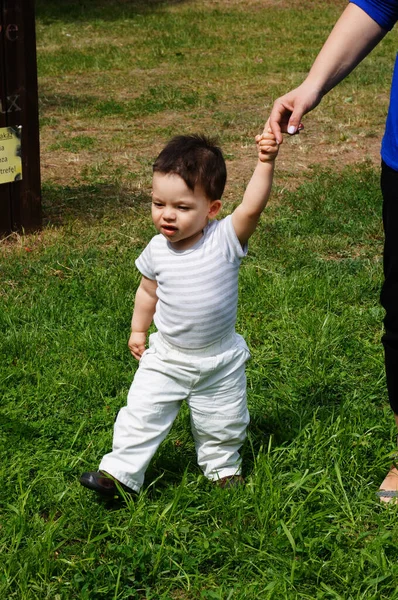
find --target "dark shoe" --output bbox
[216,475,245,489]
[79,471,135,497]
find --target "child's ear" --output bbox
[208,200,222,218]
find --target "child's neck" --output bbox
[170,228,204,251]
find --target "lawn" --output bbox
[1,0,398,598]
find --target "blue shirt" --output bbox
[351,0,398,170]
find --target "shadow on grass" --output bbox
[42,182,150,226]
[1,415,40,440]
[247,383,346,452]
[36,0,192,22]
[39,86,205,119]
[40,93,97,116]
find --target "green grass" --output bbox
[2,0,398,598]
[2,165,398,599]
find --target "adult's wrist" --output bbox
[299,77,326,102]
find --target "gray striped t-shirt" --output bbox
[135,214,248,349]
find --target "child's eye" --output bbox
[152,202,163,208]
[178,206,190,211]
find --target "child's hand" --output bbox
[128,331,147,360]
[255,120,279,163]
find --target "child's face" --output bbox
[151,173,221,250]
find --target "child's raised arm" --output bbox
[231,125,278,246]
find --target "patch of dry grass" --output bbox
[1,0,394,244]
[36,0,396,200]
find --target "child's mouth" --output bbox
[162,225,177,234]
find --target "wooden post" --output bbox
[0,0,41,236]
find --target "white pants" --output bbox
[99,331,250,492]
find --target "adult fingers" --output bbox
[287,106,306,135]
[269,100,291,144]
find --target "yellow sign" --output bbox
[0,126,22,184]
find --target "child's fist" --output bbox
[128,331,147,360]
[255,129,279,163]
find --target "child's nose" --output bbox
[163,207,176,220]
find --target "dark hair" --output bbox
[153,134,226,201]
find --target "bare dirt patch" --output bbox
[39,106,384,198]
[36,0,390,194]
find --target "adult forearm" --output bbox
[269,3,388,140]
[304,3,386,96]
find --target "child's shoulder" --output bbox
[138,233,167,260]
[208,215,229,233]
[211,214,232,235]
[146,232,167,247]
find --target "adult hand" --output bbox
[269,81,323,144]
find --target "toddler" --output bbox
[80,126,278,496]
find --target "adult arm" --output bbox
[269,2,388,143]
[128,275,158,360]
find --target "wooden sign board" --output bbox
[0,126,22,184]
[0,0,41,235]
